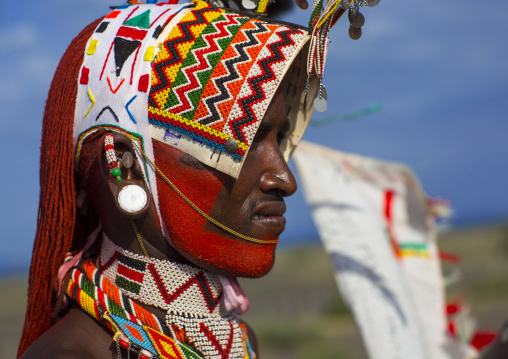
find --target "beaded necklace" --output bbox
[65,236,254,359]
[66,265,203,358]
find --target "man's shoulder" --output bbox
[20,308,115,359]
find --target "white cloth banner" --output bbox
[293,141,458,359]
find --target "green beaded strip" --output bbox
[309,0,325,28]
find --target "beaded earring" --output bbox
[104,134,122,182]
[104,134,148,217]
[118,185,148,215]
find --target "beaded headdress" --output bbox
[74,0,318,185]
[19,0,380,356]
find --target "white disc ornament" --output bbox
[314,97,327,112]
[242,0,257,9]
[118,185,148,214]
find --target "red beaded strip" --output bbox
[104,134,118,169]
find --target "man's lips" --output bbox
[252,201,287,233]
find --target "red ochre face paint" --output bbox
[152,92,297,278]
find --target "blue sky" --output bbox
[1,0,507,273]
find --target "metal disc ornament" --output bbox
[366,0,380,7]
[241,0,257,9]
[348,11,365,28]
[314,96,327,113]
[225,138,239,153]
[122,151,134,169]
[349,25,362,40]
[118,185,148,214]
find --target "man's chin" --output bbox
[190,254,276,279]
[169,229,278,278]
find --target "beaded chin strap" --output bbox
[307,0,380,113]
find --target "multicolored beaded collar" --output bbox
[65,236,255,359]
[66,258,256,358]
[66,264,203,358]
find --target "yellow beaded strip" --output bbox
[148,107,249,152]
[66,279,100,321]
[316,0,354,28]
[256,0,270,14]
[134,142,279,245]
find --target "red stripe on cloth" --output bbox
[150,8,174,26]
[384,190,401,259]
[117,26,148,41]
[471,331,498,350]
[439,251,461,263]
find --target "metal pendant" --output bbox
[225,138,239,153]
[122,151,134,169]
[366,0,380,7]
[314,97,327,112]
[348,9,365,28]
[349,25,362,40]
[314,82,327,113]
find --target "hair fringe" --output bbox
[17,18,103,358]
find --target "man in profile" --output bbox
[18,1,320,358]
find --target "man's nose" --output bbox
[258,149,297,197]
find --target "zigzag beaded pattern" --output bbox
[149,17,270,158]
[147,5,250,158]
[66,263,205,359]
[163,12,249,118]
[99,237,246,359]
[99,239,224,316]
[149,1,221,110]
[147,3,305,159]
[82,260,170,335]
[147,263,222,312]
[194,20,275,129]
[226,27,305,144]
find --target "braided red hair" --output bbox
[17,18,103,358]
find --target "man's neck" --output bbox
[101,202,192,265]
[97,235,228,318]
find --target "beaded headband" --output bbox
[74,1,318,185]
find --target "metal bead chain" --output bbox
[133,143,279,245]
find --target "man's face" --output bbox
[153,90,297,278]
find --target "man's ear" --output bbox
[98,132,152,219]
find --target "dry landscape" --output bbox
[1,223,507,359]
